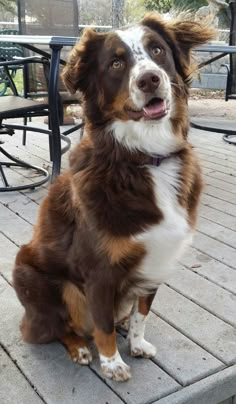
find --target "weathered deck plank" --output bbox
[0,347,44,404]
[193,232,236,269]
[0,232,18,282]
[200,160,236,176]
[198,152,236,170]
[199,204,236,231]
[145,313,224,386]
[197,147,235,163]
[204,177,236,195]
[0,192,40,225]
[201,193,236,218]
[0,203,32,246]
[205,171,236,186]
[180,246,236,295]
[168,269,236,327]
[156,365,236,404]
[153,285,236,365]
[197,217,236,248]
[203,185,236,205]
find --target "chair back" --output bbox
[228,1,236,98]
[17,0,79,97]
[0,30,24,96]
[0,29,23,60]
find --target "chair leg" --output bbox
[47,116,54,162]
[48,46,62,181]
[0,162,9,187]
[22,116,27,145]
[49,135,54,162]
[49,115,61,181]
[0,146,50,192]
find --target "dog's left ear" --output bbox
[167,18,215,61]
[142,13,215,81]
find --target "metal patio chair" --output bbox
[0,56,70,192]
[223,1,236,101]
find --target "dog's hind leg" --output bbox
[60,333,92,365]
[13,263,68,344]
[128,292,157,358]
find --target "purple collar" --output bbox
[148,153,171,167]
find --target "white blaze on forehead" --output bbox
[116,26,150,61]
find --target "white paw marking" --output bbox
[118,317,130,332]
[128,302,156,358]
[100,350,131,382]
[130,339,156,358]
[72,346,92,365]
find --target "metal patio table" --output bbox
[192,44,236,144]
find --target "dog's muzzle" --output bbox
[127,63,171,121]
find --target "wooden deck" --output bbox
[1,121,236,404]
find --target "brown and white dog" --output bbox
[13,14,214,382]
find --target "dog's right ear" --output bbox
[62,28,100,94]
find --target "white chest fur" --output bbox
[134,158,192,290]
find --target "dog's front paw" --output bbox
[130,339,156,358]
[100,351,131,382]
[71,346,93,365]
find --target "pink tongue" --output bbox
[143,100,166,119]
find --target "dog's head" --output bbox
[63,13,214,149]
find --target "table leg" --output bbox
[49,44,63,181]
[190,122,236,145]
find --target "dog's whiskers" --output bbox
[170,81,186,96]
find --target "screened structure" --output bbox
[225,0,236,100]
[17,0,79,37]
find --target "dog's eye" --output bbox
[111,59,123,69]
[152,47,162,56]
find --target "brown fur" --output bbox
[63,282,94,336]
[60,334,91,362]
[13,13,213,367]
[138,294,156,316]
[93,328,117,357]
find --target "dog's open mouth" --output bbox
[126,98,169,121]
[143,98,168,120]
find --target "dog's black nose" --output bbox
[137,72,160,93]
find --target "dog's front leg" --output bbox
[128,292,157,358]
[87,284,131,381]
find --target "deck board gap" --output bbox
[151,305,228,366]
[0,230,20,248]
[88,365,127,404]
[0,341,47,403]
[199,214,236,233]
[190,245,236,271]
[166,283,236,331]
[201,202,236,219]
[203,191,236,210]
[197,229,236,253]
[180,264,236,296]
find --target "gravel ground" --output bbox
[189,98,235,120]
